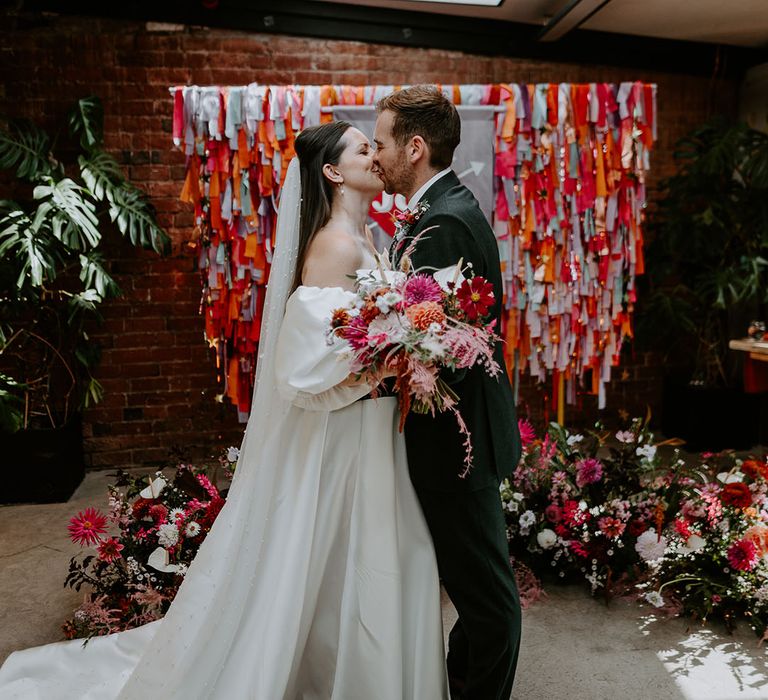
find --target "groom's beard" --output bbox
[380,152,415,198]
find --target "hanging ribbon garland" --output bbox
[170,82,656,420]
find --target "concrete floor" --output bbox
[2,472,768,700]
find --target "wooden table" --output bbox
[730,338,768,392]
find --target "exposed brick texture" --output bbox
[0,13,739,468]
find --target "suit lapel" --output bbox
[392,171,460,266]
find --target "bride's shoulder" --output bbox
[307,225,361,260]
[302,225,364,290]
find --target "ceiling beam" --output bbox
[539,0,614,42]
[19,0,768,79]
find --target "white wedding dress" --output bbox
[0,159,449,700]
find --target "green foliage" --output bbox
[0,120,54,180]
[0,96,171,432]
[639,119,768,386]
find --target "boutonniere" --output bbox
[392,200,430,250]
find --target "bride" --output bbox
[0,121,449,699]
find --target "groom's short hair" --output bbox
[377,85,460,170]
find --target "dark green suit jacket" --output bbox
[393,171,522,493]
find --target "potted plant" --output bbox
[0,96,170,502]
[638,118,768,450]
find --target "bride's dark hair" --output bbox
[292,120,352,290]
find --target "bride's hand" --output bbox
[340,374,369,388]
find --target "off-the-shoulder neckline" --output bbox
[293,284,349,292]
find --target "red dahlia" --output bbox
[720,482,752,510]
[741,459,768,481]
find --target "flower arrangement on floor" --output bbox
[63,448,239,640]
[502,418,768,638]
[328,252,500,475]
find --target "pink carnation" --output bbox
[575,458,603,488]
[726,539,759,572]
[403,274,443,306]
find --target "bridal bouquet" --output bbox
[327,255,501,475]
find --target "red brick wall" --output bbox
[0,14,739,468]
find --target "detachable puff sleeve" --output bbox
[274,286,373,411]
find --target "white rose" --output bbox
[226,446,240,463]
[685,534,706,552]
[537,528,557,549]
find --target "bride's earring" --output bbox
[338,182,345,195]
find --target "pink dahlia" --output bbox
[518,419,536,447]
[403,275,443,306]
[575,458,603,488]
[403,274,443,306]
[97,537,124,563]
[68,507,108,547]
[727,538,759,572]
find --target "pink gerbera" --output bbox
[97,537,125,563]
[727,538,759,572]
[68,507,108,547]
[575,458,604,488]
[403,274,443,306]
[518,419,536,447]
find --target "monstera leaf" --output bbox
[0,119,53,180]
[68,96,104,150]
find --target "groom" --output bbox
[373,86,523,700]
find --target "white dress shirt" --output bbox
[406,168,452,210]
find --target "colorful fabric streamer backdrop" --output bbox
[170,82,656,420]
